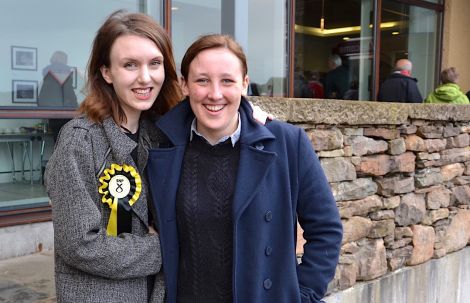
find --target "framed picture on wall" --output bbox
[12,80,38,103]
[11,46,37,71]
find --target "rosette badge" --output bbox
[99,163,142,236]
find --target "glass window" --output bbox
[171,0,222,73]
[380,1,441,100]
[0,0,162,212]
[295,0,374,100]
[172,0,288,97]
[0,0,162,109]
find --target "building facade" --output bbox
[0,0,468,223]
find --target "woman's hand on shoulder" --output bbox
[249,101,274,125]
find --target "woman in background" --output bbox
[425,67,469,104]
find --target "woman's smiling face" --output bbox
[181,47,248,144]
[100,34,165,120]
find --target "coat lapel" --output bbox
[151,100,194,222]
[147,146,185,223]
[232,145,276,221]
[232,99,277,221]
[101,118,148,225]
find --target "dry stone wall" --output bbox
[250,97,470,292]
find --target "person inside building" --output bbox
[306,70,325,98]
[377,58,423,103]
[44,10,182,302]
[146,34,343,303]
[425,67,469,104]
[294,70,314,98]
[324,54,350,99]
[38,50,78,107]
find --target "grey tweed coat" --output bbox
[45,116,164,303]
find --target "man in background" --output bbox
[377,59,423,103]
[324,54,349,99]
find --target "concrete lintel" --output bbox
[249,97,470,125]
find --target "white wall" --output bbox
[324,246,470,303]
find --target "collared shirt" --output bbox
[190,113,241,146]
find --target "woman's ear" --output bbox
[180,76,189,96]
[100,66,113,84]
[242,75,250,96]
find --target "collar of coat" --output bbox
[101,116,160,170]
[156,96,275,147]
[390,72,418,82]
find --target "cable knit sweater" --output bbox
[176,135,240,303]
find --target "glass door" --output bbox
[294,0,374,100]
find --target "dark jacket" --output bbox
[325,65,350,99]
[377,72,423,103]
[147,98,343,303]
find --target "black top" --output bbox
[325,65,350,99]
[176,135,240,303]
[377,73,423,103]
[123,128,139,164]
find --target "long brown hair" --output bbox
[180,34,248,81]
[80,10,181,123]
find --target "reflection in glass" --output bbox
[0,0,159,109]
[295,0,373,100]
[172,1,222,74]
[246,0,288,97]
[38,51,77,108]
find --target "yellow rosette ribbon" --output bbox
[98,163,142,236]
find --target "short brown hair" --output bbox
[180,34,247,81]
[441,67,459,84]
[79,10,181,123]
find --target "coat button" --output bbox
[265,210,272,222]
[265,246,272,256]
[263,278,272,290]
[255,143,264,150]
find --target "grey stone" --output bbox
[452,185,470,205]
[342,217,373,244]
[443,125,461,138]
[308,128,344,151]
[350,136,388,156]
[355,238,387,281]
[321,157,356,182]
[331,178,378,201]
[390,138,406,155]
[395,193,426,226]
[415,168,443,188]
[417,125,444,139]
[376,176,414,196]
[337,195,382,218]
[368,219,395,238]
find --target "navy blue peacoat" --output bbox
[147,98,343,303]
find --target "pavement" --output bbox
[0,250,56,303]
